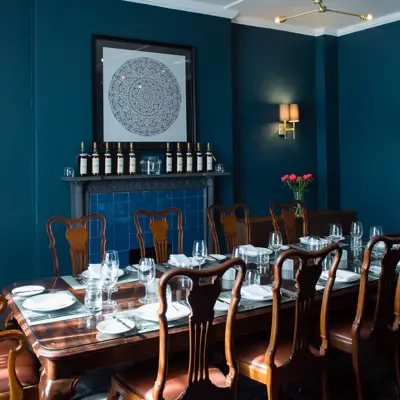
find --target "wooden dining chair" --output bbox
[46,213,106,277]
[235,243,342,400]
[134,208,183,264]
[329,234,400,400]
[207,203,251,254]
[0,296,39,400]
[107,258,246,400]
[270,200,308,244]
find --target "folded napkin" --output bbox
[169,254,198,267]
[369,265,381,275]
[239,245,259,257]
[321,269,360,283]
[299,236,311,244]
[209,254,227,261]
[241,284,273,301]
[88,263,102,278]
[137,301,190,322]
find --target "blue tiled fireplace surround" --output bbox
[89,189,205,267]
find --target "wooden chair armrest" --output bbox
[0,329,27,400]
[0,295,7,315]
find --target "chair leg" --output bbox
[321,363,329,400]
[352,350,364,400]
[394,340,400,398]
[266,379,280,400]
[107,378,121,400]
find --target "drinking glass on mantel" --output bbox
[137,258,156,304]
[102,250,120,309]
[192,240,208,268]
[269,231,283,261]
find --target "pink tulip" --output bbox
[289,174,297,181]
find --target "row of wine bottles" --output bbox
[78,142,214,176]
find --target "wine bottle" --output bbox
[176,143,183,174]
[92,142,99,176]
[117,142,124,175]
[186,142,193,173]
[79,141,87,176]
[165,142,173,174]
[206,142,213,172]
[196,143,203,173]
[129,142,136,175]
[104,142,112,175]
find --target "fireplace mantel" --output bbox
[62,172,229,219]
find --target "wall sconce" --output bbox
[279,104,299,139]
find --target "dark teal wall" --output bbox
[339,21,400,232]
[0,0,36,283]
[1,0,234,284]
[232,25,318,216]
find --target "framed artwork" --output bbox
[92,35,196,150]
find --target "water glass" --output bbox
[257,248,270,275]
[102,250,120,308]
[63,166,74,177]
[137,258,156,304]
[84,276,103,312]
[369,225,383,239]
[350,221,363,248]
[245,269,260,286]
[215,164,225,173]
[269,231,283,260]
[329,224,343,241]
[192,240,208,268]
[147,279,172,304]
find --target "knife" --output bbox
[113,315,134,331]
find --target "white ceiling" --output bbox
[124,0,400,36]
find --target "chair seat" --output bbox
[329,315,374,353]
[235,335,293,378]
[0,339,39,394]
[113,358,229,400]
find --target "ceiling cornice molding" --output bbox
[337,11,400,36]
[122,0,238,19]
[233,15,316,36]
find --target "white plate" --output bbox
[82,269,125,279]
[280,245,290,251]
[12,285,45,297]
[214,298,230,311]
[326,236,345,242]
[22,292,76,312]
[96,318,135,335]
[137,302,191,322]
[126,264,138,272]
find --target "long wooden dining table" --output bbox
[2,240,379,400]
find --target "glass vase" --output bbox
[293,191,304,218]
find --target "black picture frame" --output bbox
[92,35,196,151]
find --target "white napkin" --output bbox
[241,284,273,301]
[299,236,311,244]
[137,302,190,321]
[169,255,198,267]
[239,245,259,256]
[88,264,102,278]
[321,269,360,283]
[209,254,227,261]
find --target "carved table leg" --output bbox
[39,369,81,400]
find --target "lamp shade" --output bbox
[289,104,299,122]
[279,104,290,122]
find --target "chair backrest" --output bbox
[270,200,308,244]
[46,213,106,277]
[355,235,400,338]
[207,203,251,254]
[267,244,342,368]
[134,208,183,264]
[153,258,246,400]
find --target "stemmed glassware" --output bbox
[137,258,156,304]
[350,221,363,248]
[369,225,383,239]
[192,240,208,268]
[329,223,343,242]
[102,250,120,309]
[269,231,283,261]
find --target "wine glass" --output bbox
[329,223,343,242]
[192,240,208,268]
[369,225,383,239]
[102,250,120,308]
[137,258,156,304]
[350,221,363,248]
[269,231,283,261]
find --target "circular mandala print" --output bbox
[108,57,182,137]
